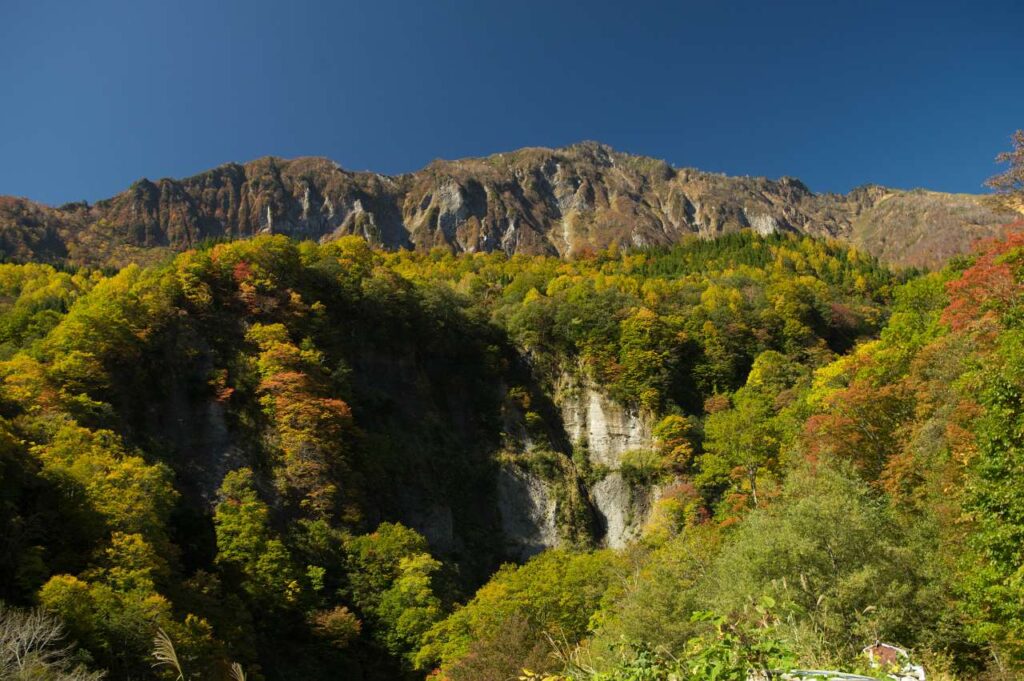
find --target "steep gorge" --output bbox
[0,230,911,679]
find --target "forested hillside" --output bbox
[3,202,1024,678]
[5,0,1024,670]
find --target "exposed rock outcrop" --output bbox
[590,473,660,549]
[2,143,1019,268]
[558,375,660,549]
[560,379,653,468]
[496,465,560,560]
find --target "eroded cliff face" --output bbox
[588,474,660,549]
[3,143,1019,268]
[145,330,642,569]
[496,465,560,560]
[490,369,666,555]
[558,375,660,549]
[560,380,653,468]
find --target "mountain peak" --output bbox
[0,143,1019,269]
[562,140,618,158]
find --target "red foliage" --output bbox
[209,369,235,402]
[232,260,254,284]
[803,379,912,480]
[703,394,731,414]
[803,413,860,458]
[943,223,1024,332]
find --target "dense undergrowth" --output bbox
[1,226,1023,679]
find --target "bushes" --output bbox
[418,549,624,678]
[0,603,104,681]
[618,449,664,487]
[0,231,921,679]
[707,462,935,664]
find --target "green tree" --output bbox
[34,423,176,546]
[38,573,175,679]
[961,328,1024,664]
[375,553,444,663]
[344,522,430,614]
[214,468,300,609]
[699,390,780,509]
[709,462,935,666]
[587,525,722,665]
[418,549,622,678]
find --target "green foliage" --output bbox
[676,608,796,681]
[38,573,178,679]
[574,643,687,681]
[523,607,797,681]
[341,522,445,665]
[695,350,808,512]
[214,468,301,609]
[707,462,936,664]
[0,263,96,359]
[962,326,1024,659]
[586,526,721,663]
[0,230,996,680]
[375,553,444,663]
[618,449,664,487]
[344,521,430,613]
[35,423,176,544]
[419,549,623,679]
[395,230,895,409]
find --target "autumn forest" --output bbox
[1,132,1024,681]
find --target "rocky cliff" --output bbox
[2,143,1019,269]
[559,377,659,549]
[497,372,665,557]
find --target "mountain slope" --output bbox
[0,232,898,679]
[1,142,1019,268]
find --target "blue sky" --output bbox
[2,0,1021,205]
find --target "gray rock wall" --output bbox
[557,374,660,548]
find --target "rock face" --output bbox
[496,465,560,560]
[590,474,660,549]
[559,376,659,549]
[492,373,665,554]
[2,143,1019,268]
[561,382,653,468]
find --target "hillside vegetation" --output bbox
[2,216,1024,678]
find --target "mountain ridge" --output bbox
[1,141,1020,268]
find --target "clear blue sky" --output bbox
[2,0,1021,206]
